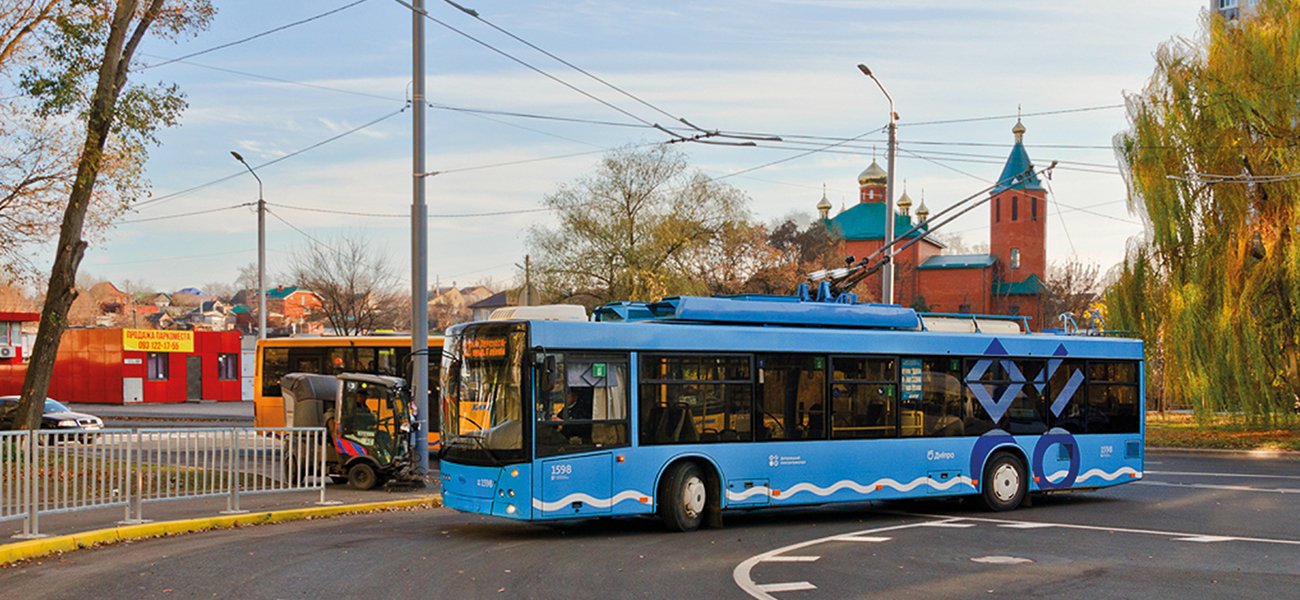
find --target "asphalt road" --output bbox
[3,451,1298,599]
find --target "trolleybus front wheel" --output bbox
[981,452,1027,512]
[659,462,707,532]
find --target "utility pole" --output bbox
[858,63,898,305]
[411,0,431,476]
[523,254,532,306]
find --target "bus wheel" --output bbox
[981,453,1027,512]
[348,462,379,490]
[659,462,707,532]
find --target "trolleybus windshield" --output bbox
[440,323,527,465]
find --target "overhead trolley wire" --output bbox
[117,202,255,224]
[393,0,657,128]
[140,0,373,71]
[134,104,409,211]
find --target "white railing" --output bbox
[0,427,329,538]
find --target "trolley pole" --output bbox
[411,0,431,476]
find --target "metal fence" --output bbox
[0,427,328,538]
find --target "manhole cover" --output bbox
[971,555,1034,565]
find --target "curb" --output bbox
[1148,446,1300,459]
[0,494,441,567]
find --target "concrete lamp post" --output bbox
[857,63,898,305]
[230,151,267,340]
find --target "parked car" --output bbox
[0,396,104,432]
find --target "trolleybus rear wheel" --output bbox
[981,452,1027,512]
[659,462,707,532]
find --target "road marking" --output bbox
[762,555,820,563]
[736,512,1300,599]
[897,512,1300,546]
[971,555,1034,564]
[836,535,892,543]
[1147,470,1300,481]
[1138,480,1300,494]
[756,582,817,593]
[734,519,935,600]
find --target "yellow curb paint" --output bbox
[0,495,441,567]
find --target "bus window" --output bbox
[900,357,966,437]
[1050,360,1088,433]
[535,354,629,457]
[756,354,826,441]
[262,348,289,397]
[830,356,897,439]
[1084,361,1140,433]
[639,354,753,445]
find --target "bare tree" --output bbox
[288,236,404,336]
[1042,258,1101,325]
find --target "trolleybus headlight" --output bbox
[506,504,517,514]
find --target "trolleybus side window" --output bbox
[639,354,753,445]
[899,357,967,437]
[756,354,826,441]
[1049,360,1088,433]
[1085,361,1140,434]
[830,356,897,439]
[536,354,630,456]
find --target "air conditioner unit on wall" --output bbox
[0,345,14,358]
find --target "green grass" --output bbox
[1147,413,1300,451]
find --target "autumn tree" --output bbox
[288,236,405,336]
[0,1,160,280]
[1041,259,1101,328]
[528,145,750,307]
[12,0,214,430]
[742,218,841,295]
[1108,0,1300,424]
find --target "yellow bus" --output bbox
[254,336,444,452]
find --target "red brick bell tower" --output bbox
[989,118,1047,319]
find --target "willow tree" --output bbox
[1110,0,1300,424]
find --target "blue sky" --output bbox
[78,0,1203,293]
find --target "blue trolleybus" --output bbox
[438,295,1143,531]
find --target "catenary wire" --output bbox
[134,104,409,210]
[140,1,373,71]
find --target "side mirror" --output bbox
[542,355,559,391]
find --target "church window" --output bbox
[869,189,876,201]
[1012,197,1019,221]
[1032,197,1038,221]
[996,198,1001,222]
[1011,248,1021,269]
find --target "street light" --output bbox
[857,63,898,305]
[230,151,267,341]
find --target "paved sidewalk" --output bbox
[67,401,253,427]
[3,474,442,540]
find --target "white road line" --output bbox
[1138,480,1300,494]
[1147,470,1300,481]
[756,582,818,593]
[1174,536,1236,543]
[922,521,976,528]
[998,522,1055,529]
[897,511,1300,546]
[733,520,936,600]
[836,535,892,543]
[762,556,820,563]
